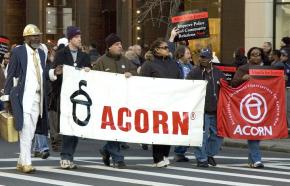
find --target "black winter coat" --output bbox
[49,46,91,129]
[187,66,225,114]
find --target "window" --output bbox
[274,0,290,48]
[45,0,76,43]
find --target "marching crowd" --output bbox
[0,24,289,173]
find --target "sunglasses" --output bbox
[158,46,169,50]
[250,53,261,57]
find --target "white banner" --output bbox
[60,65,207,146]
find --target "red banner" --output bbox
[217,75,288,140]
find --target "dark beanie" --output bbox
[67,26,81,40]
[105,33,121,48]
[282,37,290,45]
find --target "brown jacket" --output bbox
[92,52,137,75]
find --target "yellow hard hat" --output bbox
[23,24,42,37]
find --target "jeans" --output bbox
[103,141,124,163]
[33,134,49,153]
[193,114,223,162]
[174,146,188,155]
[60,135,78,161]
[247,140,261,163]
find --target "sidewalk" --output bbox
[223,137,290,153]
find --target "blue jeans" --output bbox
[193,114,223,162]
[248,140,261,163]
[61,135,78,161]
[174,146,188,155]
[103,141,124,162]
[33,134,49,153]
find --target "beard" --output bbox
[30,43,40,49]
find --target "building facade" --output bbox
[0,0,288,63]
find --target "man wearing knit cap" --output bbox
[93,33,137,169]
[50,26,91,169]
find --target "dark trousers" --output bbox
[60,135,78,161]
[152,145,171,163]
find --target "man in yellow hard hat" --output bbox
[3,24,62,173]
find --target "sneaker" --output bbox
[141,144,148,150]
[164,157,170,166]
[174,154,189,162]
[40,150,50,159]
[99,149,110,166]
[154,160,167,168]
[69,161,78,169]
[249,161,264,168]
[197,161,209,168]
[113,161,127,169]
[207,156,217,166]
[60,160,78,169]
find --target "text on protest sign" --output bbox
[217,68,288,140]
[60,65,207,146]
[171,11,210,41]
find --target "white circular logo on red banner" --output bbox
[240,93,267,124]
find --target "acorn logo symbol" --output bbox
[70,80,92,126]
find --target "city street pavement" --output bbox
[0,139,290,186]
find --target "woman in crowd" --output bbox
[139,28,181,168]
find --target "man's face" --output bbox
[280,52,288,62]
[25,35,41,49]
[199,57,211,67]
[262,42,271,53]
[70,35,82,49]
[133,45,142,56]
[109,42,123,55]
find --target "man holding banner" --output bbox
[92,33,137,169]
[218,47,288,168]
[51,26,91,170]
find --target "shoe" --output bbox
[99,149,110,166]
[141,144,148,150]
[249,161,264,168]
[207,156,217,166]
[60,160,78,169]
[174,154,189,162]
[113,161,127,169]
[197,161,209,168]
[16,164,36,173]
[164,157,170,166]
[34,151,41,158]
[121,143,130,150]
[40,150,50,159]
[69,161,78,169]
[154,160,167,168]
[16,163,22,171]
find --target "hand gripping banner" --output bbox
[217,67,288,140]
